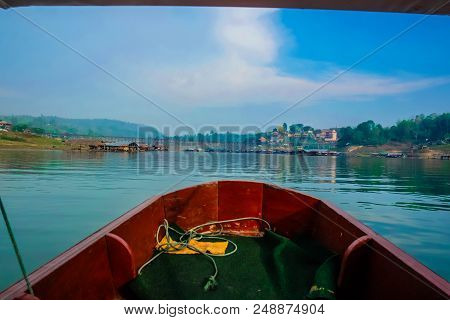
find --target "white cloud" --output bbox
[137,8,445,109]
[215,8,279,64]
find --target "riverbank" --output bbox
[1,132,449,159]
[0,131,69,150]
[0,132,113,151]
[342,142,450,158]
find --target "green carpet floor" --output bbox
[123,230,339,300]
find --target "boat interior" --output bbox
[1,181,448,300]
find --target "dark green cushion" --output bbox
[123,228,339,300]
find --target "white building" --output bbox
[318,129,338,142]
[0,121,12,132]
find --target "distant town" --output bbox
[0,118,338,154]
[0,113,449,159]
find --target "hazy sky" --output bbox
[0,6,449,129]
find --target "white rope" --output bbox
[138,217,271,291]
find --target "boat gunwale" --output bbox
[317,197,450,295]
[0,180,449,299]
[0,194,163,299]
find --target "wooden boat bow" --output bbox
[0,181,449,299]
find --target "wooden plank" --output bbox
[163,181,218,231]
[262,183,317,238]
[218,180,263,236]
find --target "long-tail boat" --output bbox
[1,0,449,300]
[1,181,449,299]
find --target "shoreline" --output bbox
[1,146,448,160]
[1,132,448,159]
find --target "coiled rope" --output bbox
[0,196,34,295]
[138,217,271,291]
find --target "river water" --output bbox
[0,149,449,290]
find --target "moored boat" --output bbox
[1,181,448,300]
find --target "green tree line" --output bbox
[1,115,152,138]
[337,113,449,147]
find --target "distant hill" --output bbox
[0,115,161,138]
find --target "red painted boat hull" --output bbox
[1,181,449,299]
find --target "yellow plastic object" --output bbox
[158,236,229,255]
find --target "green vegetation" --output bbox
[0,131,67,149]
[337,113,449,147]
[1,115,150,138]
[0,135,26,142]
[172,113,449,150]
[1,113,448,150]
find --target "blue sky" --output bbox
[0,6,449,129]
